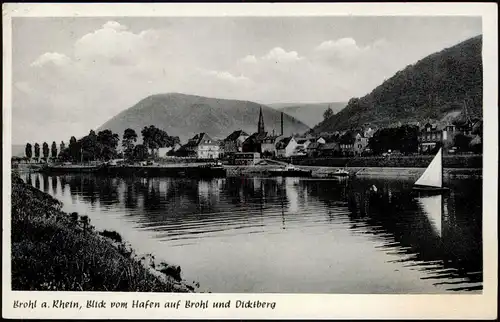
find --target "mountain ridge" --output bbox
[98,93,310,142]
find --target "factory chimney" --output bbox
[280,112,284,136]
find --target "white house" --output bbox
[316,137,326,144]
[276,137,298,157]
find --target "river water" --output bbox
[24,172,482,293]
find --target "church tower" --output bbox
[257,107,265,134]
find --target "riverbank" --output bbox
[225,165,482,179]
[10,171,195,292]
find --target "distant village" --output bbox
[16,102,482,166]
[171,105,482,166]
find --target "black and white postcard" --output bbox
[2,3,497,319]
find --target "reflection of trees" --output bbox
[25,173,32,186]
[51,176,58,195]
[330,177,482,291]
[42,174,49,193]
[34,175,40,190]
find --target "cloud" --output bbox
[313,37,371,64]
[102,21,128,31]
[261,47,303,63]
[200,69,252,84]
[199,69,252,84]
[31,52,71,67]
[73,21,159,66]
[240,55,257,64]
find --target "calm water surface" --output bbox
[25,173,482,293]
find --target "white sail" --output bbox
[417,195,442,237]
[415,148,442,188]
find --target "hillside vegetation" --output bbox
[98,93,310,142]
[313,35,482,134]
[268,102,346,127]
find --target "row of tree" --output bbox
[25,125,181,163]
[24,142,59,160]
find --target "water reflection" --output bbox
[24,173,482,293]
[417,195,442,237]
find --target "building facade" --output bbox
[418,123,443,154]
[223,130,249,156]
[178,133,220,159]
[276,137,298,158]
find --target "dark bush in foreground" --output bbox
[99,230,123,243]
[11,172,191,292]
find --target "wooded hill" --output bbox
[312,35,483,134]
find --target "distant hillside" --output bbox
[313,35,483,134]
[12,144,25,157]
[98,93,310,143]
[267,102,346,128]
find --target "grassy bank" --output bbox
[11,172,195,292]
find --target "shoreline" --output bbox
[15,162,482,179]
[10,171,196,292]
[225,165,482,179]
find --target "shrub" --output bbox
[99,230,123,243]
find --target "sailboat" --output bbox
[412,147,449,194]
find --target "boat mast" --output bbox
[441,145,443,189]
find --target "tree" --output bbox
[122,128,138,160]
[51,141,58,159]
[42,142,50,160]
[25,143,32,160]
[34,143,40,160]
[454,134,472,152]
[69,136,79,162]
[141,125,178,157]
[59,141,66,156]
[398,125,419,154]
[97,129,120,160]
[133,144,148,161]
[80,130,98,161]
[323,107,334,120]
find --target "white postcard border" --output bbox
[2,3,498,319]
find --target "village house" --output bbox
[276,137,298,158]
[318,142,340,157]
[177,133,220,159]
[363,127,375,139]
[306,141,323,157]
[418,123,443,154]
[316,137,327,144]
[222,130,249,156]
[296,138,312,149]
[353,133,369,155]
[242,107,284,157]
[339,132,356,156]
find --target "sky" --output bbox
[11,16,482,145]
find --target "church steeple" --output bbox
[257,107,265,134]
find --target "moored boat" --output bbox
[269,164,312,177]
[328,168,350,177]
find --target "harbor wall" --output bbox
[225,165,482,179]
[281,154,482,169]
